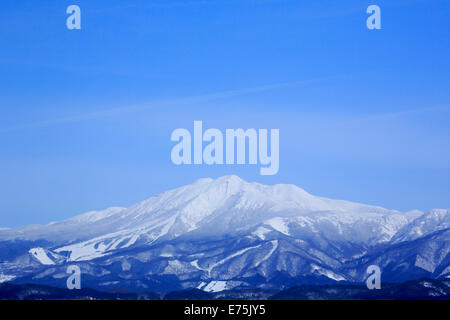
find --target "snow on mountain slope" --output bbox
[345,228,450,283]
[28,248,55,265]
[0,176,430,261]
[202,281,228,292]
[0,175,448,292]
[392,209,450,243]
[0,207,127,243]
[54,214,178,261]
[0,273,16,283]
[46,176,422,260]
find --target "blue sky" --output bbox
[0,0,449,227]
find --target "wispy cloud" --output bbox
[347,106,450,123]
[0,76,339,133]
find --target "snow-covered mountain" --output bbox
[0,175,448,292]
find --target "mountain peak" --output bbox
[193,175,244,187]
[215,175,244,183]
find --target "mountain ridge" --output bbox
[0,175,448,292]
